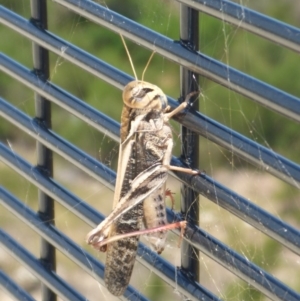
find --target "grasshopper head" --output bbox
[123,81,168,111]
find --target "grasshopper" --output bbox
[86,36,198,296]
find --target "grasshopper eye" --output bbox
[142,88,154,94]
[132,87,154,99]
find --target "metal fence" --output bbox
[0,0,300,300]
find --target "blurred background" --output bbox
[0,0,300,300]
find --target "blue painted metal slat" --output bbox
[177,0,300,52]
[0,230,86,301]
[0,270,36,301]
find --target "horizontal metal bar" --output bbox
[167,212,300,301]
[170,157,300,256]
[0,146,209,301]
[0,5,129,92]
[0,230,86,301]
[1,54,300,189]
[180,110,300,188]
[1,5,300,123]
[0,270,36,301]
[0,188,149,301]
[0,57,120,144]
[1,97,300,256]
[177,0,300,53]
[191,227,300,301]
[136,245,220,301]
[0,97,115,190]
[0,144,104,228]
[50,0,300,121]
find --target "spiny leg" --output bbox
[164,91,199,121]
[165,188,175,210]
[91,221,187,250]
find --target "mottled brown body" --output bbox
[87,81,172,295]
[105,82,172,295]
[86,81,198,296]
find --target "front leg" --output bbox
[163,91,199,122]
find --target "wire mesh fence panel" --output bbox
[0,1,299,301]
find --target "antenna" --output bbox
[141,50,155,82]
[120,34,138,81]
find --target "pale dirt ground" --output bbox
[1,146,300,301]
